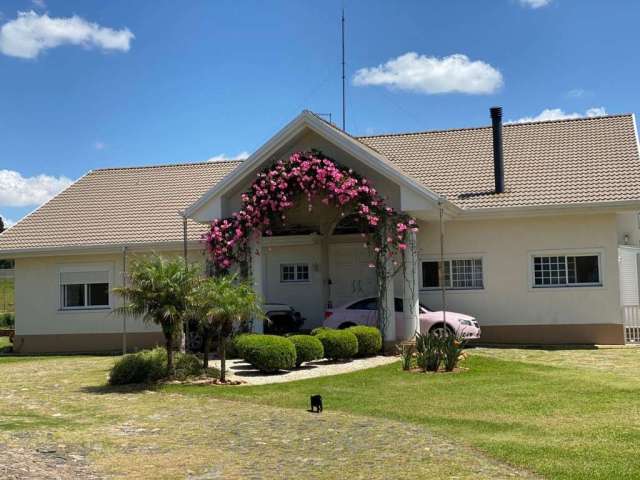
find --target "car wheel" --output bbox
[429,324,454,338]
[338,322,357,329]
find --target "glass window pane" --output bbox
[88,283,109,306]
[574,256,599,283]
[421,261,439,288]
[64,284,85,307]
[296,264,309,281]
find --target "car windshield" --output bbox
[419,303,433,312]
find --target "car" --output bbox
[262,302,305,334]
[323,297,481,340]
[186,302,305,351]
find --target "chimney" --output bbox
[490,106,505,193]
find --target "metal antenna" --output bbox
[341,8,346,132]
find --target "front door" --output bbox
[329,243,376,308]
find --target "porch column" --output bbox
[249,234,264,333]
[402,230,420,339]
[320,234,331,309]
[381,221,396,342]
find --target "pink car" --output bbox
[323,297,481,340]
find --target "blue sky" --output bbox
[0,0,638,226]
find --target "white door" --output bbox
[329,244,376,308]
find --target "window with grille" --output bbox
[532,254,600,287]
[421,258,484,290]
[280,263,310,283]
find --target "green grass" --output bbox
[165,350,640,479]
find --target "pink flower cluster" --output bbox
[205,151,418,271]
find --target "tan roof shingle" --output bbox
[358,114,640,209]
[1,114,638,253]
[0,161,240,252]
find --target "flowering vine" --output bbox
[204,150,418,274]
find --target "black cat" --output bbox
[310,395,323,413]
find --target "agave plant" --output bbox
[415,331,442,372]
[441,333,467,372]
[396,342,414,371]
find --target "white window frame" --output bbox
[529,251,603,289]
[279,263,311,283]
[58,264,112,311]
[420,256,485,291]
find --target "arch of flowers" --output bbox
[205,150,418,275]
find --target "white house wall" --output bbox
[415,213,624,344]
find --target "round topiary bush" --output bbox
[315,329,358,360]
[229,333,257,359]
[310,326,329,336]
[109,347,167,385]
[241,334,296,373]
[288,335,324,367]
[346,326,382,357]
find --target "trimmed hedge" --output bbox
[229,333,256,359]
[314,329,358,360]
[0,312,14,328]
[108,347,203,385]
[310,326,329,336]
[288,335,324,367]
[346,326,382,357]
[241,334,296,373]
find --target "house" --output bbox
[2,108,640,353]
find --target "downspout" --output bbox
[182,214,188,353]
[439,202,447,329]
[122,245,128,355]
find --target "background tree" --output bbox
[0,216,4,233]
[113,255,199,374]
[187,274,262,381]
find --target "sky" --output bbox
[1,0,638,226]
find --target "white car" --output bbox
[323,297,481,339]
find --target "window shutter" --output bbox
[60,271,109,285]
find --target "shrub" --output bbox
[174,352,204,380]
[346,326,382,356]
[108,348,203,385]
[397,343,414,371]
[288,335,324,367]
[241,335,296,373]
[315,329,358,360]
[0,312,14,328]
[231,333,258,358]
[109,348,167,385]
[310,326,329,336]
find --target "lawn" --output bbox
[1,348,638,479]
[167,347,640,480]
[0,353,533,479]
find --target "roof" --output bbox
[0,161,240,252]
[358,114,640,209]
[1,113,639,254]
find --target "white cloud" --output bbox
[94,141,106,150]
[0,10,134,59]
[509,107,607,124]
[207,151,250,162]
[352,52,503,95]
[0,169,73,207]
[519,0,552,8]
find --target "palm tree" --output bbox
[187,275,262,381]
[113,255,199,374]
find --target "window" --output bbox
[60,270,110,309]
[280,263,310,283]
[532,254,600,287]
[348,298,377,310]
[421,258,484,290]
